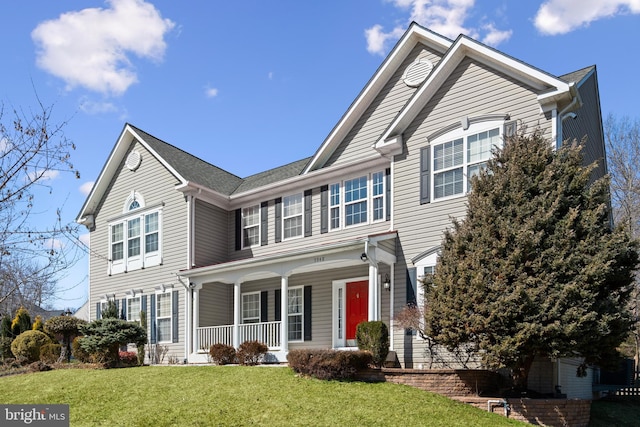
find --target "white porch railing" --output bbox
[196,321,281,352]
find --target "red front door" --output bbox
[346,280,368,340]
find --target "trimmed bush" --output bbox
[119,351,138,367]
[287,349,372,381]
[236,341,268,366]
[71,336,91,363]
[356,321,389,367]
[209,343,237,365]
[0,336,13,360]
[40,343,62,364]
[10,330,52,363]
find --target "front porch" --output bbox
[181,233,398,363]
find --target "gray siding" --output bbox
[198,283,232,327]
[325,44,443,168]
[194,199,228,267]
[89,140,188,359]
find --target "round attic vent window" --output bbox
[403,58,434,87]
[126,150,142,171]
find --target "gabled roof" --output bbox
[232,157,311,194]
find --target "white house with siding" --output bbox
[77,23,605,397]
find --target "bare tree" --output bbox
[605,113,640,378]
[0,98,80,314]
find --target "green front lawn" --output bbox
[0,366,527,426]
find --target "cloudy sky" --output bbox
[1,0,638,309]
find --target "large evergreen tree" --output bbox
[425,130,639,390]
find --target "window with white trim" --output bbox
[432,124,501,200]
[329,171,385,230]
[127,296,141,322]
[109,197,162,275]
[415,252,438,338]
[242,292,260,324]
[288,287,303,341]
[156,291,172,342]
[242,205,260,248]
[283,193,303,239]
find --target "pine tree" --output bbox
[425,130,639,390]
[11,307,32,337]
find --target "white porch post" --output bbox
[191,285,200,353]
[233,280,241,348]
[389,264,395,351]
[368,263,379,321]
[281,276,288,352]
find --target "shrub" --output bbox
[79,318,147,367]
[11,307,32,337]
[72,336,91,363]
[40,343,62,364]
[287,349,372,381]
[209,343,237,365]
[236,341,268,366]
[10,330,52,363]
[0,336,13,360]
[28,361,52,373]
[45,315,87,363]
[356,321,389,367]
[119,351,138,367]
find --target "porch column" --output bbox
[192,285,200,354]
[281,276,288,353]
[233,280,241,348]
[389,264,395,351]
[368,263,379,321]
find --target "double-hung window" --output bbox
[242,205,260,248]
[329,171,385,230]
[156,291,172,342]
[127,296,141,323]
[283,193,303,240]
[432,125,501,200]
[242,292,260,324]
[288,287,303,341]
[109,198,162,274]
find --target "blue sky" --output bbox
[1,0,638,310]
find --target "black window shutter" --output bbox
[172,290,179,343]
[304,189,312,237]
[406,268,417,336]
[150,294,157,344]
[420,147,431,204]
[385,168,391,221]
[320,185,328,234]
[274,289,281,321]
[260,201,268,246]
[260,291,269,322]
[121,298,127,320]
[235,208,242,250]
[115,299,120,318]
[96,302,101,320]
[274,198,282,243]
[304,286,312,341]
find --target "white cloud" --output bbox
[204,86,219,98]
[31,0,175,96]
[79,98,119,115]
[45,238,64,250]
[79,181,95,196]
[27,169,60,182]
[534,0,640,35]
[79,233,91,247]
[365,0,511,55]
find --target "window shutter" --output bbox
[504,120,517,139]
[274,198,282,243]
[304,286,312,341]
[96,303,101,320]
[121,298,127,320]
[304,189,312,237]
[320,185,328,234]
[172,290,179,343]
[274,289,281,321]
[420,147,431,204]
[261,291,268,322]
[385,168,391,221]
[150,294,157,344]
[115,299,120,318]
[406,267,417,335]
[141,295,147,325]
[260,201,268,246]
[235,208,242,250]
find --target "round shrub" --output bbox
[356,321,389,367]
[236,341,268,366]
[209,343,237,365]
[40,343,62,364]
[10,330,52,363]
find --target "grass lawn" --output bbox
[0,365,528,426]
[589,398,640,427]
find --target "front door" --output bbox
[346,280,368,344]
